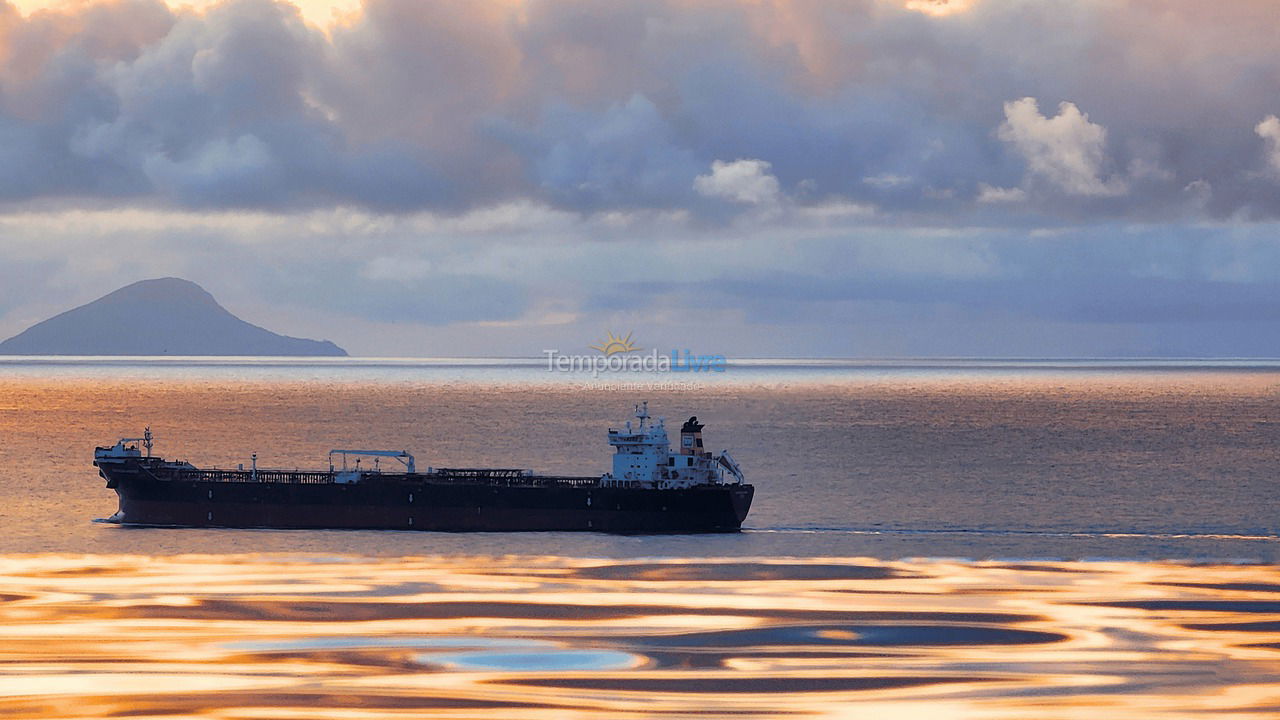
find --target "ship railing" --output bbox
[433,467,531,480]
[431,470,599,488]
[168,467,599,488]
[181,469,334,484]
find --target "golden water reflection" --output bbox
[1,555,1279,719]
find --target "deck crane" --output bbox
[328,449,416,474]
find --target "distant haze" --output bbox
[0,278,346,356]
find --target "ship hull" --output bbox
[101,465,754,534]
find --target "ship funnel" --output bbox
[680,416,706,456]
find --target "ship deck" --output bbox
[169,467,601,489]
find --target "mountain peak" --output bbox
[107,277,218,304]
[0,278,347,356]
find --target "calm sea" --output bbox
[1,358,1279,718]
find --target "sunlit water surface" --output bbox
[2,554,1280,719]
[2,358,1280,716]
[1,357,1278,558]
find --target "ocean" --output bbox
[1,358,1279,717]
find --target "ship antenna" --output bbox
[635,401,649,429]
[143,426,153,458]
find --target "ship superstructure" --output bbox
[94,404,753,533]
[601,404,744,489]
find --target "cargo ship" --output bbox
[94,404,753,533]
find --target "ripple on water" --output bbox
[623,623,1068,649]
[425,648,644,672]
[1,555,1279,719]
[572,561,910,582]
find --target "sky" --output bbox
[2,0,1280,357]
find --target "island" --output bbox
[0,277,347,356]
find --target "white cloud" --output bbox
[693,159,782,205]
[862,173,911,189]
[796,200,875,220]
[904,0,977,17]
[997,97,1126,197]
[1256,115,1280,175]
[976,183,1026,204]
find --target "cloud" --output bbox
[976,183,1025,204]
[1182,179,1212,209]
[862,173,911,189]
[996,98,1126,197]
[1257,115,1280,176]
[903,0,976,17]
[2,0,1280,222]
[4,204,1280,356]
[795,199,874,220]
[693,159,781,205]
[691,157,877,222]
[527,94,702,210]
[140,133,278,205]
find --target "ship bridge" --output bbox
[601,403,744,489]
[605,402,671,486]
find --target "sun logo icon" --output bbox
[591,331,640,356]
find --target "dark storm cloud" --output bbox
[2,0,1280,220]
